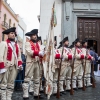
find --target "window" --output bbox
[4,14,6,25]
[13,23,15,27]
[18,26,24,40]
[17,26,24,48]
[2,14,7,40]
[9,19,11,28]
[4,14,6,22]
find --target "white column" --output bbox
[40,0,62,47]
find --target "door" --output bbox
[77,17,100,55]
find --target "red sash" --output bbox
[6,39,19,61]
[76,48,82,54]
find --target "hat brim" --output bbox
[3,32,17,36]
[2,27,16,34]
[25,32,38,36]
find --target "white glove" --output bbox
[17,65,23,70]
[39,51,45,57]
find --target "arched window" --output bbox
[13,23,15,27]
[9,19,11,28]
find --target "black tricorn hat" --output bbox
[57,44,62,49]
[2,27,17,36]
[82,38,88,45]
[69,42,74,48]
[63,36,69,43]
[31,29,38,34]
[59,40,62,45]
[25,32,32,36]
[59,36,69,44]
[74,38,80,44]
[25,29,38,36]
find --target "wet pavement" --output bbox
[12,76,100,100]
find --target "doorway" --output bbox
[88,40,97,53]
[77,17,100,55]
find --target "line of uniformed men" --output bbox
[0,27,94,100]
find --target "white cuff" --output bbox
[39,51,44,56]
[0,68,7,74]
[17,66,23,70]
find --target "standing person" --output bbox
[53,37,73,95]
[89,47,98,72]
[29,36,44,95]
[22,29,45,100]
[0,27,22,100]
[21,48,26,80]
[81,39,94,86]
[94,56,100,76]
[61,37,73,91]
[89,47,98,82]
[15,48,26,91]
[71,38,85,89]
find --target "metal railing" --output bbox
[2,21,9,29]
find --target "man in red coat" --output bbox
[22,29,45,100]
[0,27,22,100]
[81,39,93,86]
[71,38,85,89]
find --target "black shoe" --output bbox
[53,93,62,96]
[53,93,56,96]
[34,95,46,99]
[23,97,29,100]
[78,87,82,89]
[40,90,44,93]
[66,90,70,92]
[29,92,33,95]
[60,93,63,96]
[73,88,78,91]
[61,91,66,95]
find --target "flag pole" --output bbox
[42,2,57,99]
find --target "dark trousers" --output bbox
[14,66,25,90]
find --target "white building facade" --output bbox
[40,0,62,46]
[40,0,100,55]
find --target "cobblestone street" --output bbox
[12,76,100,100]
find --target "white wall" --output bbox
[18,15,27,54]
[40,0,62,47]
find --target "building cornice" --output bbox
[72,10,100,14]
[63,0,100,2]
[2,0,19,22]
